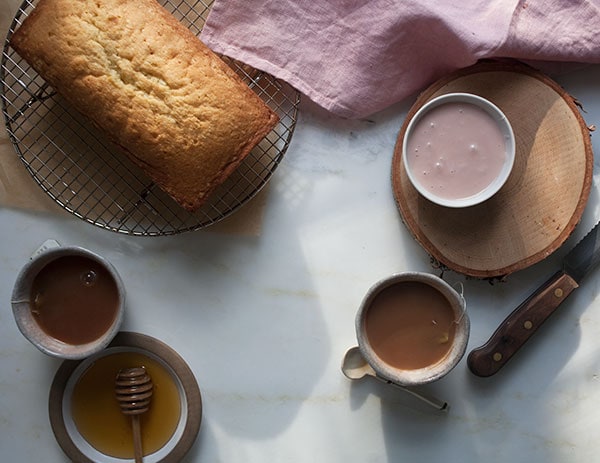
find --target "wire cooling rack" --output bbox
[0,0,299,236]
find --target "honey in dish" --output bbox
[30,255,119,344]
[365,281,456,370]
[71,351,181,458]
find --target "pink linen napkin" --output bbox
[201,0,600,119]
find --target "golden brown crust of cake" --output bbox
[10,0,279,211]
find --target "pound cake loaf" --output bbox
[10,0,279,211]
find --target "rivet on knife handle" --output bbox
[467,271,579,377]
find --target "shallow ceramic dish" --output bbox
[48,332,202,463]
[402,92,515,208]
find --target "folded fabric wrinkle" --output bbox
[201,0,600,119]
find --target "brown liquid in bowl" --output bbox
[365,281,456,370]
[30,255,119,344]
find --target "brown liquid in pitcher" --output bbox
[30,255,119,344]
[365,281,456,370]
[71,351,181,458]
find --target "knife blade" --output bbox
[467,220,600,377]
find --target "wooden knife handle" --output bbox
[467,271,579,377]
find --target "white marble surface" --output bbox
[2,64,600,463]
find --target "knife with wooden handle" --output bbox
[468,221,600,377]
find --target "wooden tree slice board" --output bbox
[391,61,593,279]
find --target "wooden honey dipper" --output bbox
[115,367,153,463]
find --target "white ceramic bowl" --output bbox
[402,92,515,208]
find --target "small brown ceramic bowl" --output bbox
[355,272,469,387]
[11,240,125,360]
